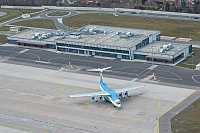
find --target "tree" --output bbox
[165,1,170,11]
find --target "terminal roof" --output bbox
[62,25,160,48]
[136,41,190,55]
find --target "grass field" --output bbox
[0,35,7,44]
[0,9,21,23]
[0,26,10,31]
[0,8,43,23]
[0,26,27,31]
[11,19,57,29]
[63,13,200,41]
[176,47,200,69]
[171,98,200,133]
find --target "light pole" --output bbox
[151,46,155,80]
[191,55,194,69]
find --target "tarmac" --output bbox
[0,62,195,133]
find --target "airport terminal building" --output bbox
[7,25,192,64]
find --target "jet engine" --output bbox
[92,97,98,102]
[119,93,125,99]
[100,96,106,102]
[125,91,131,97]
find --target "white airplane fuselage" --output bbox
[99,77,121,108]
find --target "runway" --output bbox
[0,62,194,133]
[0,46,200,89]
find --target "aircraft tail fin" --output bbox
[87,66,112,82]
[87,66,112,73]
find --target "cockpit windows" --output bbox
[116,101,121,104]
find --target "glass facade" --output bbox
[135,38,149,50]
[189,45,192,54]
[57,42,130,59]
[134,54,146,60]
[174,53,184,63]
[47,44,56,49]
[156,34,161,41]
[8,40,17,44]
[56,43,129,55]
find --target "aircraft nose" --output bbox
[117,104,122,108]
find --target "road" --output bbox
[39,10,78,30]
[0,12,7,17]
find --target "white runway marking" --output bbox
[139,68,182,81]
[24,53,41,61]
[148,65,158,70]
[48,57,107,67]
[58,67,65,72]
[19,49,29,54]
[156,69,182,80]
[35,61,49,64]
[8,49,31,59]
[94,56,115,60]
[192,75,200,84]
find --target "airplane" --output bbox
[68,66,144,108]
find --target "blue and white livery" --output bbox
[68,67,144,108]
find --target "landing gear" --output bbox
[92,97,98,102]
[100,96,106,103]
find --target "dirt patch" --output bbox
[171,98,200,133]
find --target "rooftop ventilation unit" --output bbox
[42,33,48,39]
[47,32,53,37]
[35,33,42,37]
[119,35,128,38]
[126,32,132,37]
[38,36,43,40]
[116,31,136,38]
[160,49,165,53]
[163,45,169,51]
[162,44,174,51]
[93,29,107,34]
[168,43,173,49]
[32,35,38,40]
[70,32,81,39]
[89,28,93,32]
[80,28,106,35]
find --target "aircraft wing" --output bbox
[68,91,110,98]
[114,85,144,94]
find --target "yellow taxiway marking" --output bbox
[0,80,17,89]
[156,90,196,133]
[112,113,118,118]
[18,87,51,107]
[37,73,66,99]
[17,73,66,109]
[51,82,66,99]
[118,94,161,126]
[13,71,66,108]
